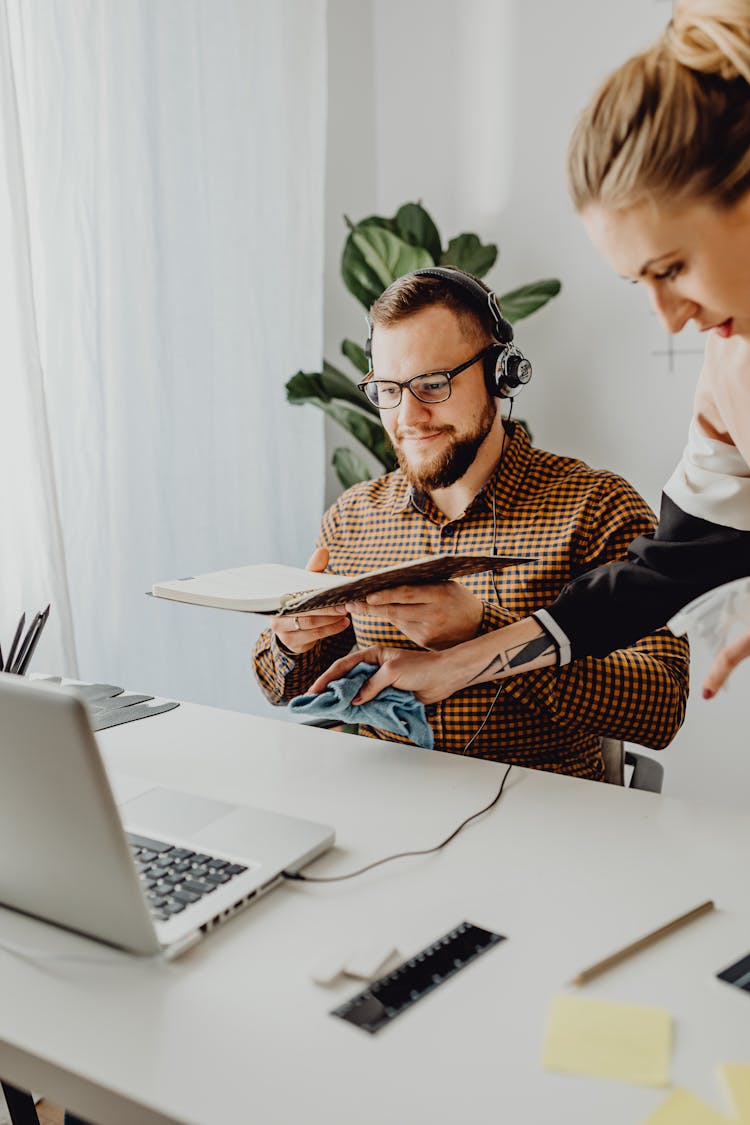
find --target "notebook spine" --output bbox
[279,588,321,612]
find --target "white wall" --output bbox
[324,0,748,809]
[323,0,378,502]
[3,3,327,723]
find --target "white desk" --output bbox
[0,702,748,1125]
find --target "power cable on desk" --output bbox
[282,762,512,884]
[287,480,519,887]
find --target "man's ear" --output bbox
[482,344,503,398]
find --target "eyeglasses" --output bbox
[358,345,496,409]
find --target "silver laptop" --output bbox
[0,673,334,958]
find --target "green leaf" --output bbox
[340,215,396,308]
[285,369,324,405]
[393,202,442,263]
[498,279,561,323]
[341,234,385,309]
[323,402,394,468]
[353,224,435,286]
[286,367,356,408]
[440,233,497,277]
[285,362,379,417]
[319,360,371,405]
[287,384,393,471]
[342,222,434,308]
[285,366,353,407]
[333,447,371,489]
[341,339,369,376]
[322,360,380,415]
[346,213,397,234]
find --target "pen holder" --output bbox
[1,605,51,676]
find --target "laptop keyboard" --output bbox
[127,832,248,922]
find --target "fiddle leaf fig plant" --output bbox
[286,201,561,490]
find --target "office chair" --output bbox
[600,737,664,793]
[1,1082,40,1125]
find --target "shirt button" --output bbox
[442,525,455,537]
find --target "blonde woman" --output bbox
[311,0,750,707]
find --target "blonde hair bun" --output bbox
[567,0,750,210]
[669,0,750,83]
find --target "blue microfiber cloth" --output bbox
[289,661,434,749]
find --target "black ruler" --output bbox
[332,921,505,1034]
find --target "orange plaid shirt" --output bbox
[253,423,689,779]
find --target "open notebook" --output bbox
[152,553,531,615]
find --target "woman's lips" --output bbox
[704,318,734,338]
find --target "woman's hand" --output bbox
[308,616,558,704]
[703,625,750,698]
[308,644,470,705]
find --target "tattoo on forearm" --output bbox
[468,634,556,684]
[507,635,556,668]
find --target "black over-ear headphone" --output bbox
[365,266,533,399]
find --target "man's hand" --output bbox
[270,547,350,656]
[703,625,750,698]
[345,581,484,649]
[308,644,469,705]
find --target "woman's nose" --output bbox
[649,286,699,335]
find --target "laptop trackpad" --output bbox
[121,787,234,837]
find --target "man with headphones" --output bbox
[254,267,688,778]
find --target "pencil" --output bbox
[5,613,25,673]
[17,604,50,676]
[569,899,715,986]
[11,611,42,675]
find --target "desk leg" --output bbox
[0,1082,40,1125]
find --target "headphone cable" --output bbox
[284,393,518,886]
[281,762,512,884]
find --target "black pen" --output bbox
[17,605,50,676]
[5,613,25,673]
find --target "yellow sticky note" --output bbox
[643,1088,730,1124]
[542,994,671,1086]
[716,1063,750,1122]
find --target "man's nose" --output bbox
[396,385,432,425]
[649,285,699,335]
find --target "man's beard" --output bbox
[392,397,497,490]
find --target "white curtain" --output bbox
[0,0,327,713]
[0,0,78,676]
